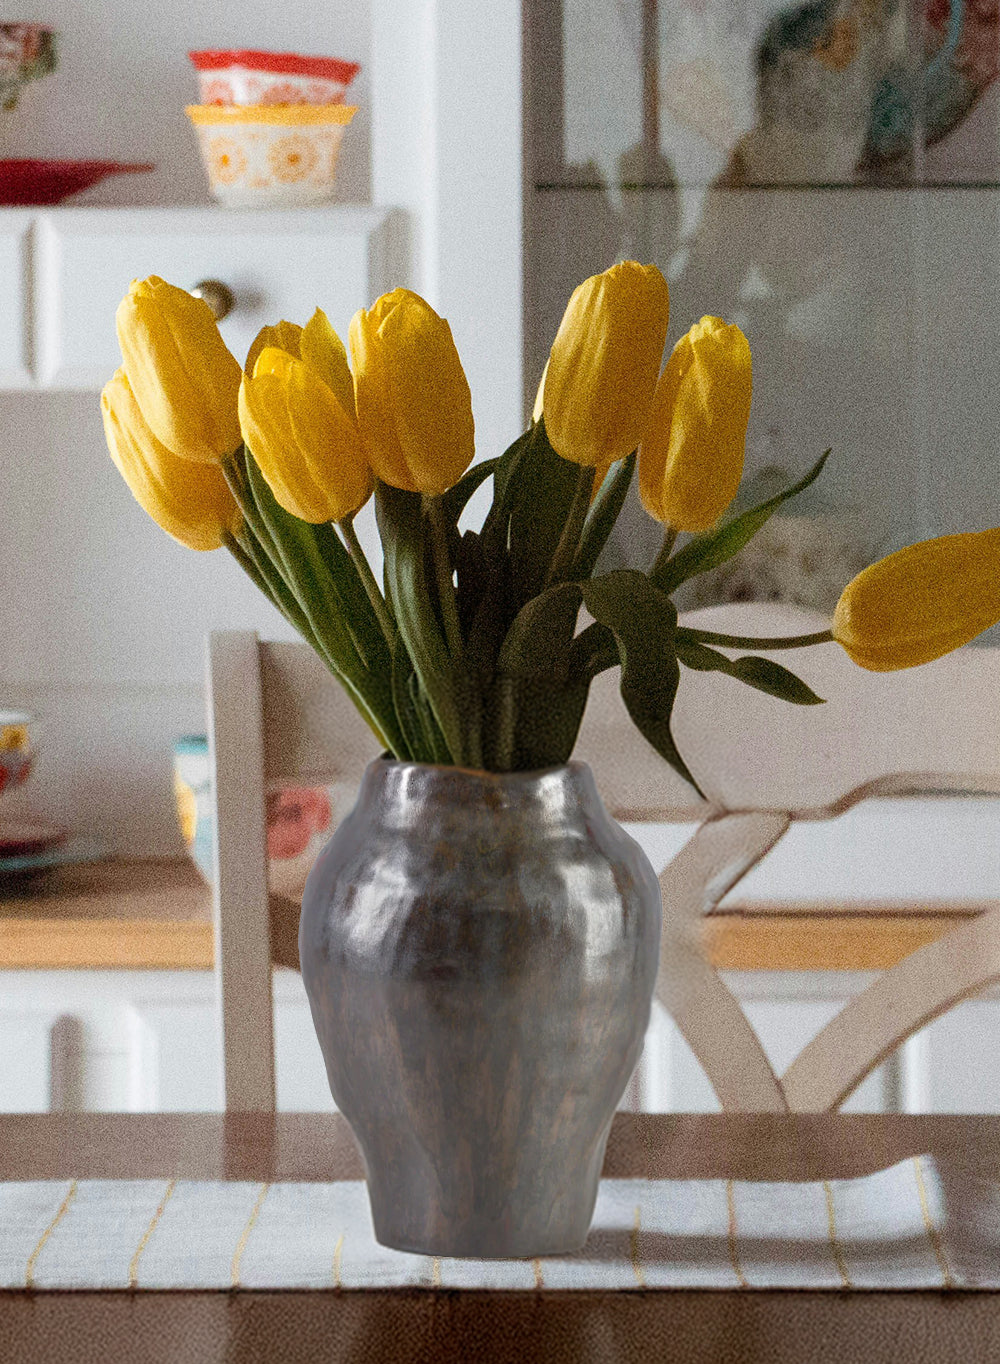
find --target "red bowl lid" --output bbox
[188,49,360,83]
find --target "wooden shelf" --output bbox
[0,857,984,973]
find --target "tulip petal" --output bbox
[349,302,416,490]
[116,276,243,465]
[377,294,475,495]
[639,316,751,533]
[239,352,371,524]
[301,308,356,420]
[245,320,303,376]
[833,528,1000,670]
[544,262,670,468]
[102,368,241,551]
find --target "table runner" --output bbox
[3,1156,999,1291]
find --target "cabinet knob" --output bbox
[189,279,236,322]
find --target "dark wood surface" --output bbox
[3,1113,1000,1364]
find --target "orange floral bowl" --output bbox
[185,103,357,208]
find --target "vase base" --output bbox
[371,1226,591,1260]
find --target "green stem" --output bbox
[338,514,397,647]
[544,463,596,589]
[678,627,835,650]
[650,526,678,580]
[424,494,483,769]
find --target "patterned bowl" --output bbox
[188,49,360,107]
[173,735,338,899]
[185,103,357,207]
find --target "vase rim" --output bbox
[374,753,591,782]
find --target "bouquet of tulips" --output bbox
[102,263,1000,791]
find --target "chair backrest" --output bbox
[206,603,1000,1113]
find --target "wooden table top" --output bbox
[0,858,983,973]
[4,1114,1000,1364]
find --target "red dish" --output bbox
[188,48,360,83]
[0,159,154,206]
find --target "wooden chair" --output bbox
[206,603,1000,1112]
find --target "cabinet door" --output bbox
[33,206,401,390]
[0,1011,53,1112]
[0,212,34,389]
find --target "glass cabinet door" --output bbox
[524,0,1000,618]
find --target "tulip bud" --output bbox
[349,288,475,495]
[541,262,670,468]
[832,528,1000,671]
[116,276,243,465]
[238,347,371,524]
[245,320,303,377]
[101,369,241,551]
[638,316,752,534]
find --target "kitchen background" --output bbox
[2,0,999,880]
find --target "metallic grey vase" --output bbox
[299,758,662,1258]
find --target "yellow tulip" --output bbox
[638,316,752,533]
[832,528,1000,671]
[541,262,670,468]
[349,288,474,495]
[116,276,243,465]
[245,320,303,376]
[101,369,241,551]
[238,347,371,524]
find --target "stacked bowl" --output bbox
[186,48,359,208]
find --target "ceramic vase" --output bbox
[299,757,661,1258]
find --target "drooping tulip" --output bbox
[638,316,752,534]
[116,276,243,464]
[540,262,670,468]
[101,368,241,551]
[832,528,1000,671]
[349,288,474,495]
[238,347,371,524]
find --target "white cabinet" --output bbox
[0,212,33,389]
[2,966,998,1114]
[0,204,401,391]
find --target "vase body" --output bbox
[299,758,662,1258]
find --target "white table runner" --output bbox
[3,1157,996,1292]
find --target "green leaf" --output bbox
[567,620,618,682]
[464,549,517,692]
[389,639,423,763]
[572,452,636,580]
[479,428,533,560]
[439,457,500,529]
[581,570,704,795]
[484,673,592,772]
[508,419,586,606]
[408,672,452,765]
[496,582,582,682]
[676,638,825,705]
[652,449,831,595]
[375,479,468,763]
[454,529,487,639]
[239,453,403,753]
